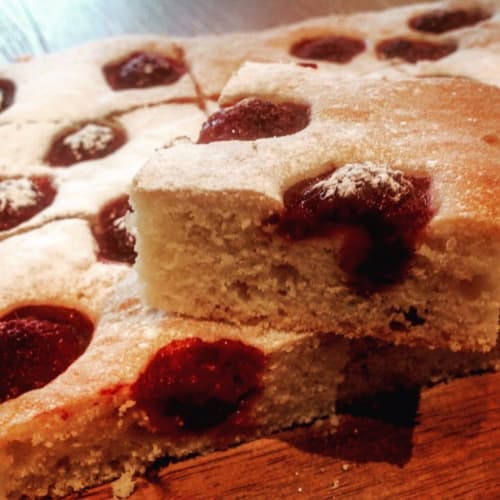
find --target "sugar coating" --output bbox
[310,162,412,202]
[63,124,114,160]
[113,213,128,233]
[0,178,38,212]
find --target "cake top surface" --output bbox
[135,62,500,227]
[181,0,500,97]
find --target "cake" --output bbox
[0,229,347,497]
[181,0,500,99]
[132,63,500,352]
[1,221,498,498]
[0,35,199,123]
[1,1,500,496]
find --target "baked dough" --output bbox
[0,267,347,498]
[133,63,500,352]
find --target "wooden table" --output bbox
[2,1,498,498]
[82,372,500,499]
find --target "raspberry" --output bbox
[92,194,136,265]
[0,305,93,402]
[409,8,490,34]
[376,38,457,63]
[198,98,310,143]
[290,36,365,63]
[132,338,265,433]
[103,51,186,90]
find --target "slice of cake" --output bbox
[1,215,498,498]
[132,63,500,352]
[0,267,348,498]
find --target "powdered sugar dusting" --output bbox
[113,211,137,252]
[63,124,114,160]
[310,162,412,202]
[113,213,128,233]
[0,178,38,212]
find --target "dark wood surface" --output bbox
[0,0,435,63]
[84,372,500,499]
[3,1,497,498]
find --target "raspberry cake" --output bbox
[1,223,497,497]
[0,221,497,497]
[0,103,205,241]
[181,0,500,99]
[1,1,500,497]
[133,63,500,352]
[0,35,198,123]
[0,265,348,498]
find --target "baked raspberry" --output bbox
[276,163,434,290]
[198,98,310,143]
[0,78,15,113]
[375,38,457,63]
[45,121,127,167]
[92,194,136,265]
[0,305,93,403]
[0,176,57,231]
[103,51,186,90]
[290,36,366,63]
[409,8,491,33]
[132,338,265,433]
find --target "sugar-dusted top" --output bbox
[135,62,500,229]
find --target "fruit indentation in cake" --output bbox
[197,98,310,143]
[103,51,186,90]
[92,194,136,265]
[275,162,434,290]
[290,36,366,63]
[132,338,265,433]
[409,7,491,33]
[0,305,94,403]
[0,78,15,113]
[0,176,57,231]
[45,121,127,166]
[375,38,457,63]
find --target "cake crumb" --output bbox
[112,470,136,499]
[332,479,340,489]
[297,487,303,493]
[341,463,350,472]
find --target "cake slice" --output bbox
[0,267,348,498]
[132,63,500,352]
[1,217,499,497]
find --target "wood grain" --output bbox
[84,372,500,499]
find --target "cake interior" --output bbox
[134,188,500,352]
